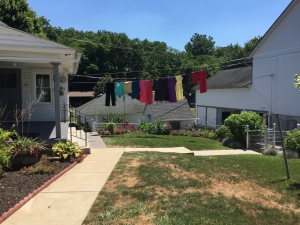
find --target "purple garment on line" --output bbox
[168,76,177,103]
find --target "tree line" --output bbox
[0,0,261,97]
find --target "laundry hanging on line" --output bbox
[104,70,207,106]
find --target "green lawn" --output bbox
[83,153,300,225]
[102,132,230,150]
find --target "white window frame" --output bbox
[31,70,53,104]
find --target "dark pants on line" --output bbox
[105,83,116,106]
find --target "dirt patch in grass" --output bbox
[208,177,300,215]
[115,213,155,225]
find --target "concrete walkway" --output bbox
[194,149,261,156]
[2,148,124,225]
[1,132,260,225]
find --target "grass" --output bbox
[83,153,300,225]
[102,132,230,150]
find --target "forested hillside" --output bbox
[0,0,261,96]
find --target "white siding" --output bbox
[21,67,69,122]
[255,2,300,57]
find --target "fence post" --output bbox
[264,125,267,149]
[273,123,276,147]
[246,125,249,149]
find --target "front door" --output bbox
[0,69,22,121]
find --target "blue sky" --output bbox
[27,0,291,51]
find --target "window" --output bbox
[35,73,51,103]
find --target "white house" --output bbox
[0,21,81,139]
[77,93,194,130]
[194,0,300,130]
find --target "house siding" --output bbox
[254,1,300,58]
[20,67,69,122]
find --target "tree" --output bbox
[184,33,215,57]
[0,0,48,37]
[243,36,261,56]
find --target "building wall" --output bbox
[0,64,69,121]
[254,1,300,58]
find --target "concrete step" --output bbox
[68,128,91,154]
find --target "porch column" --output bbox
[51,62,61,138]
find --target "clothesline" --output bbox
[74,61,251,80]
[104,70,208,107]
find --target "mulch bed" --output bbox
[0,161,72,216]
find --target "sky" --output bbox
[27,0,292,51]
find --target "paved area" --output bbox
[194,149,261,156]
[2,148,124,225]
[125,146,194,154]
[1,131,261,225]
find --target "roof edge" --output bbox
[249,0,298,57]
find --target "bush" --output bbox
[170,130,180,136]
[20,155,59,174]
[107,122,116,135]
[0,129,15,176]
[102,112,129,123]
[199,129,217,139]
[75,122,90,132]
[11,134,45,157]
[284,129,300,155]
[137,121,154,133]
[224,111,264,146]
[277,150,299,159]
[52,141,83,160]
[154,119,164,134]
[215,125,232,140]
[222,137,244,149]
[262,148,278,156]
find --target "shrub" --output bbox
[284,128,300,155]
[224,111,264,145]
[262,148,278,156]
[0,129,15,176]
[137,121,154,133]
[277,150,299,159]
[99,130,111,135]
[215,125,232,140]
[52,141,83,160]
[185,123,194,131]
[75,122,90,132]
[107,122,116,135]
[11,134,45,157]
[102,112,129,123]
[170,130,180,136]
[222,137,244,149]
[199,129,217,139]
[20,155,59,174]
[154,119,164,134]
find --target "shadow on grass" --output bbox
[270,179,287,184]
[287,182,300,191]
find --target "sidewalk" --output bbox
[2,148,124,225]
[193,149,261,156]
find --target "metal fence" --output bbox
[246,124,296,150]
